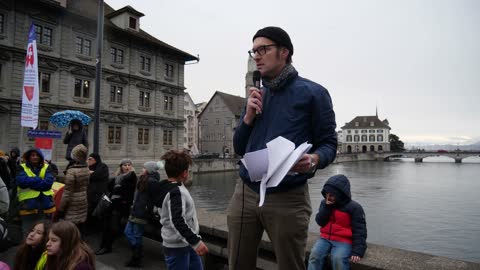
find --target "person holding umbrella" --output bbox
[63,119,88,167]
[50,110,91,167]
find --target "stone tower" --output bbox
[245,57,257,98]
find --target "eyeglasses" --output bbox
[248,44,277,58]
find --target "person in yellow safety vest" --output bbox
[15,148,55,237]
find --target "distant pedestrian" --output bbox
[157,150,208,270]
[7,147,20,187]
[85,153,109,230]
[16,148,56,237]
[123,161,160,267]
[57,144,89,229]
[45,160,59,181]
[13,220,51,270]
[95,159,137,255]
[45,220,95,270]
[63,119,88,166]
[6,147,20,220]
[308,174,367,270]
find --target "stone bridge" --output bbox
[380,151,480,163]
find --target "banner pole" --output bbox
[19,126,24,154]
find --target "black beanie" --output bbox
[253,26,294,56]
[88,152,102,163]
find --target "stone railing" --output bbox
[194,208,480,270]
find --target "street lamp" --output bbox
[93,0,104,153]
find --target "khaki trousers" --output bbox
[227,181,312,270]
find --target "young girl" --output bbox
[45,221,95,270]
[124,161,160,267]
[14,221,51,270]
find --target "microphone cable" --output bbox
[234,182,245,269]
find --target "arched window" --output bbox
[347,145,352,153]
[370,145,375,152]
[346,135,352,142]
[354,135,359,142]
[362,145,367,153]
[378,145,383,151]
[369,135,375,142]
[377,135,383,142]
[361,135,367,142]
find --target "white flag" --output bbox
[21,24,40,128]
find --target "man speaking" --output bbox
[228,26,338,270]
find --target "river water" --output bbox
[188,157,480,263]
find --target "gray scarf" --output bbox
[261,64,298,91]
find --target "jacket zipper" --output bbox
[328,209,336,240]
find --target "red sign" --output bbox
[35,138,53,149]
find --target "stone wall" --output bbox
[334,153,380,163]
[194,208,480,270]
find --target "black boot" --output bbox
[125,245,135,266]
[95,246,112,255]
[125,245,143,267]
[95,240,112,256]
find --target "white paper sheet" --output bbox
[241,136,313,207]
[241,148,269,182]
[264,136,295,182]
[257,137,311,207]
[267,142,312,188]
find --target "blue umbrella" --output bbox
[49,110,92,128]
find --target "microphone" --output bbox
[253,71,261,115]
[253,70,261,89]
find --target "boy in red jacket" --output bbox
[308,174,367,270]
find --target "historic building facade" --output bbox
[183,92,198,154]
[340,114,391,153]
[0,0,197,167]
[197,91,245,157]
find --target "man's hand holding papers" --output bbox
[240,136,312,206]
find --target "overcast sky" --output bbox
[109,0,479,145]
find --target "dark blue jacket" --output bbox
[234,74,337,193]
[129,172,161,222]
[315,174,367,257]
